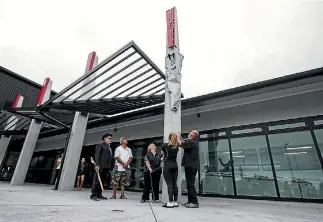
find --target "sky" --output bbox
[1,0,323,99]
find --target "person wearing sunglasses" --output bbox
[90,133,113,201]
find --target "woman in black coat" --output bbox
[141,143,162,203]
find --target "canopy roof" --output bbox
[1,41,171,135]
[39,41,167,116]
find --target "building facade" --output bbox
[2,66,323,202]
[0,66,56,182]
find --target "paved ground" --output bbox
[0,182,322,222]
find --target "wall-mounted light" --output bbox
[286,146,312,150]
[233,155,245,158]
[197,113,201,118]
[284,152,307,155]
[114,128,117,132]
[223,151,242,154]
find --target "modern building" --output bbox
[1,65,323,203]
[0,66,57,182]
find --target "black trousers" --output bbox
[142,169,162,201]
[185,167,198,204]
[91,168,110,196]
[53,169,60,185]
[163,162,178,202]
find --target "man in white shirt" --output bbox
[110,137,133,199]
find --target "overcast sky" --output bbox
[1,0,323,98]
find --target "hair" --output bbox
[190,130,199,140]
[168,133,180,147]
[148,143,156,152]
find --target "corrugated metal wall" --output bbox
[0,69,55,109]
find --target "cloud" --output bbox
[0,0,322,99]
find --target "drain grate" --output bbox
[112,209,124,212]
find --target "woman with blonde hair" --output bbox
[141,143,162,203]
[161,132,181,208]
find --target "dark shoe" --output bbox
[120,195,127,199]
[110,196,116,199]
[140,200,146,203]
[90,195,99,201]
[185,203,199,208]
[182,202,190,206]
[162,203,174,208]
[97,195,107,200]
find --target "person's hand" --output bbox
[177,132,182,138]
[95,165,100,171]
[123,163,128,169]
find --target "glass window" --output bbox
[269,122,305,131]
[127,141,144,190]
[199,139,234,195]
[232,128,262,135]
[29,157,38,168]
[314,129,323,159]
[200,132,226,140]
[231,136,277,197]
[200,134,208,139]
[269,131,323,199]
[314,120,323,126]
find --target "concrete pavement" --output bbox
[0,182,322,222]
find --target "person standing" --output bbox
[90,133,113,201]
[111,137,133,199]
[141,143,162,203]
[52,154,63,190]
[77,158,87,191]
[179,130,200,208]
[162,133,180,208]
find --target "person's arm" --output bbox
[94,144,102,167]
[181,139,197,149]
[115,156,126,167]
[160,151,164,161]
[124,149,133,168]
[161,144,167,161]
[144,154,152,172]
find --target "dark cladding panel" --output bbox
[0,67,56,109]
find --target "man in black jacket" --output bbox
[179,130,200,208]
[90,133,113,201]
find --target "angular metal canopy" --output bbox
[0,110,60,136]
[39,41,167,116]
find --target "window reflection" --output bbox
[269,131,323,199]
[231,136,277,197]
[314,129,323,199]
[199,139,234,195]
[0,151,19,181]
